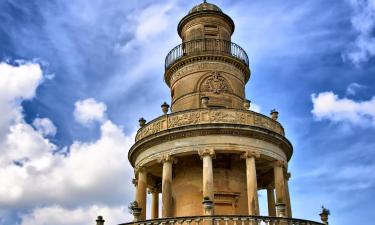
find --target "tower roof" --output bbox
[177,1,235,38]
[188,1,223,14]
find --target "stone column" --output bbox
[135,167,147,220]
[159,154,175,218]
[273,160,287,216]
[285,172,292,217]
[199,149,215,215]
[148,188,159,219]
[241,150,260,216]
[266,185,276,217]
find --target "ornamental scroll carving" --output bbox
[201,72,232,94]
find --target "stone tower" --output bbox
[123,2,328,225]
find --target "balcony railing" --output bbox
[119,215,324,225]
[165,39,249,69]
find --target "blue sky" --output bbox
[0,0,374,224]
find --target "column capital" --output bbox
[148,186,161,194]
[158,154,177,164]
[135,166,147,175]
[198,148,215,159]
[272,160,287,168]
[241,150,260,159]
[266,183,274,190]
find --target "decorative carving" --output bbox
[198,148,216,158]
[210,111,246,123]
[201,71,232,94]
[136,109,285,141]
[241,150,261,159]
[168,112,201,128]
[273,160,287,169]
[135,166,147,174]
[157,154,177,164]
[137,120,162,140]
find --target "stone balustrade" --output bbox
[136,108,285,142]
[119,215,324,225]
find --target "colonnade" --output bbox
[133,150,292,221]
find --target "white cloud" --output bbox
[346,82,366,96]
[33,118,57,137]
[0,119,134,209]
[0,62,43,141]
[342,0,375,66]
[0,61,135,224]
[0,62,43,102]
[311,91,375,126]
[74,98,107,125]
[20,205,131,225]
[135,3,174,41]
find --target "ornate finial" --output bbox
[138,118,146,127]
[161,102,170,115]
[243,99,251,110]
[320,206,330,225]
[129,201,142,222]
[270,109,279,120]
[96,216,105,225]
[201,96,209,108]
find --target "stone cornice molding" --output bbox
[198,148,216,159]
[129,124,293,167]
[165,55,250,86]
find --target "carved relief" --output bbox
[210,111,245,123]
[137,120,162,140]
[136,109,285,141]
[168,112,201,128]
[201,71,232,94]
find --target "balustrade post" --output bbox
[159,154,176,218]
[241,150,260,216]
[135,167,148,220]
[199,149,215,215]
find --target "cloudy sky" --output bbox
[0,0,374,224]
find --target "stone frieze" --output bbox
[135,109,285,141]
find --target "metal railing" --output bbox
[119,215,324,225]
[165,39,249,69]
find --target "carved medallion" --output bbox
[201,71,232,94]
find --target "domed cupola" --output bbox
[189,1,223,13]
